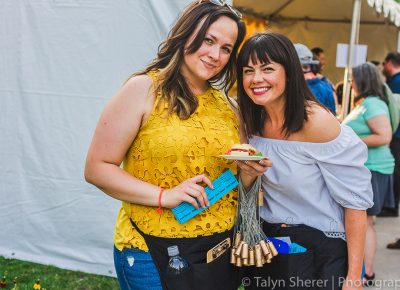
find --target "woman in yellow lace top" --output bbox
[85,1,270,290]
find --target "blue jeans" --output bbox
[114,246,162,290]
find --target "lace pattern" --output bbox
[114,71,240,251]
[324,231,346,241]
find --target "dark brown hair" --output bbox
[133,1,245,119]
[385,52,400,67]
[237,32,317,137]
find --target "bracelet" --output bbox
[156,188,165,215]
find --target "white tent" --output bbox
[0,0,191,277]
[234,0,400,117]
[3,0,396,278]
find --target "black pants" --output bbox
[243,223,348,290]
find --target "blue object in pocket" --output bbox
[267,237,290,254]
[289,242,307,254]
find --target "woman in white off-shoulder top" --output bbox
[236,33,373,290]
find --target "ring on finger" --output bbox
[244,160,248,164]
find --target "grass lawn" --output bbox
[0,256,246,290]
[0,256,119,290]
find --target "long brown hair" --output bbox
[133,1,245,119]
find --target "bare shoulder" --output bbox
[302,103,341,143]
[122,74,153,101]
[108,74,154,115]
[86,74,155,166]
[100,74,155,131]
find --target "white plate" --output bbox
[219,155,266,161]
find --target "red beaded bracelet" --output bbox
[156,188,165,215]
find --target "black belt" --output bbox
[130,219,240,290]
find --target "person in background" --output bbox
[370,60,380,66]
[382,52,400,249]
[379,52,400,219]
[343,62,395,285]
[311,47,326,71]
[370,60,382,74]
[311,47,340,113]
[295,43,336,115]
[84,1,269,290]
[237,32,373,290]
[335,81,344,106]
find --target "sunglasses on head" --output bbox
[198,0,242,19]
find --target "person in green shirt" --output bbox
[343,62,395,286]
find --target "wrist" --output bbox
[343,276,363,288]
[346,266,362,280]
[345,274,362,283]
[156,188,165,214]
[161,189,170,208]
[239,173,257,190]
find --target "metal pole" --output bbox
[397,29,400,52]
[340,0,362,121]
[350,1,361,112]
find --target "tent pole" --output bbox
[397,29,400,52]
[340,0,362,121]
[350,1,361,112]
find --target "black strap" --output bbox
[130,219,239,290]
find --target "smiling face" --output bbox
[180,16,238,91]
[242,58,287,108]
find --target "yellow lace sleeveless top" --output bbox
[114,71,239,251]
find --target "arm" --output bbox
[85,75,159,205]
[84,75,211,209]
[342,208,367,290]
[305,106,371,289]
[362,115,392,147]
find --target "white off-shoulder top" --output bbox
[250,125,374,239]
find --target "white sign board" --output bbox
[336,43,368,68]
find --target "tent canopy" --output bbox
[233,0,400,85]
[235,0,400,26]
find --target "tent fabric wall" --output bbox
[0,0,190,276]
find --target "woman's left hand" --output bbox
[236,158,272,190]
[236,158,272,178]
